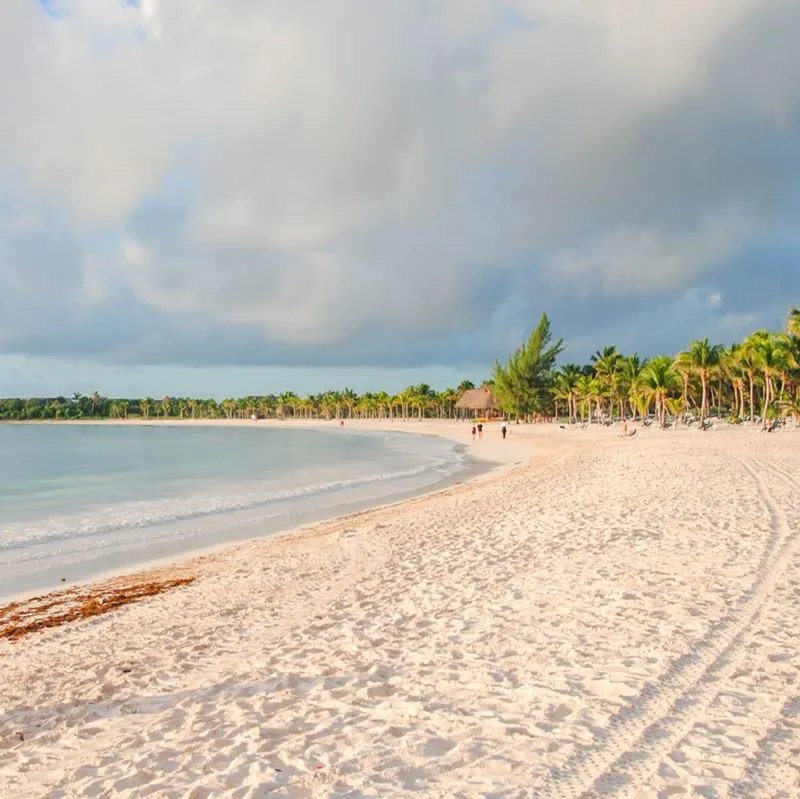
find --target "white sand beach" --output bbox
[1,421,799,797]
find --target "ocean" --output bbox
[0,424,470,599]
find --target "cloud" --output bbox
[1,0,799,367]
[540,212,753,298]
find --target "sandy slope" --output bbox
[1,423,799,798]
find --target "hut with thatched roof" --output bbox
[456,387,500,418]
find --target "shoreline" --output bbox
[0,446,532,639]
[0,420,530,606]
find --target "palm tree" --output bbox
[639,355,681,428]
[682,338,722,424]
[720,343,746,420]
[781,396,800,421]
[89,391,103,416]
[554,364,582,422]
[576,376,604,423]
[785,335,800,401]
[665,396,686,427]
[787,308,800,338]
[735,344,760,423]
[341,388,358,419]
[407,383,435,419]
[590,345,619,365]
[629,392,652,423]
[221,398,238,419]
[278,392,298,418]
[619,354,646,420]
[748,331,790,429]
[110,401,128,419]
[672,350,694,410]
[457,380,475,394]
[592,347,622,420]
[438,388,458,419]
[575,374,593,423]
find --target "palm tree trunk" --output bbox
[700,373,708,423]
[762,372,772,430]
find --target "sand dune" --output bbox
[1,422,798,797]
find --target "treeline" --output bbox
[0,384,480,422]
[492,309,800,429]
[2,308,799,429]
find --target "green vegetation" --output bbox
[492,313,564,419]
[2,309,799,427]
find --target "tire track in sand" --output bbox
[726,459,800,798]
[540,454,798,798]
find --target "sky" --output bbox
[1,0,799,399]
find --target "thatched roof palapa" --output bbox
[456,387,500,411]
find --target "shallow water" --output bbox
[0,424,470,598]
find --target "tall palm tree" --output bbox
[734,344,760,423]
[408,383,435,419]
[394,390,411,421]
[438,388,458,419]
[672,350,694,410]
[619,354,646,420]
[748,331,790,429]
[575,374,593,423]
[89,391,103,416]
[592,348,622,419]
[576,375,604,423]
[785,335,800,401]
[719,344,742,420]
[277,391,299,418]
[340,388,358,419]
[221,398,238,419]
[639,355,681,428]
[554,364,582,422]
[682,338,722,424]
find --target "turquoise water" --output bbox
[0,424,468,598]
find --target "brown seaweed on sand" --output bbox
[0,577,195,642]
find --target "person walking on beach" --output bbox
[471,424,477,441]
[477,422,483,440]
[501,421,508,439]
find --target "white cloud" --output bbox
[0,0,799,365]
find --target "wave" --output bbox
[0,455,465,559]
